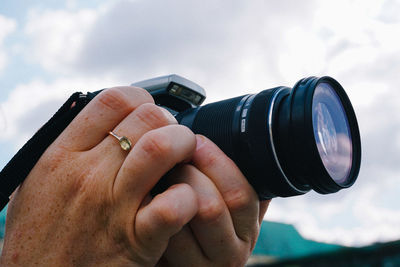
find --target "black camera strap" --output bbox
[0,92,92,210]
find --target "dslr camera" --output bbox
[0,74,361,209]
[130,74,361,199]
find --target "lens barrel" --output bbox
[176,76,361,199]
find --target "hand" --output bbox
[0,86,269,266]
[157,136,270,266]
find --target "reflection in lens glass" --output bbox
[312,83,352,185]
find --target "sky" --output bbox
[0,0,399,247]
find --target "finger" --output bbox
[166,165,240,261]
[90,103,177,173]
[192,135,260,243]
[135,183,198,259]
[113,125,196,205]
[161,225,208,267]
[57,86,153,151]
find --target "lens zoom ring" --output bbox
[190,96,243,160]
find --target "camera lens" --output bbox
[312,83,352,186]
[176,76,361,199]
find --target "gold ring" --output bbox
[109,131,132,151]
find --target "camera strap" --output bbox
[0,92,93,210]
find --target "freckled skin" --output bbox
[1,86,269,267]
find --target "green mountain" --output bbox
[256,239,400,266]
[253,221,343,259]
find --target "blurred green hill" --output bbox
[253,221,343,259]
[249,221,400,266]
[250,239,400,267]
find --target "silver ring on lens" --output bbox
[268,88,309,194]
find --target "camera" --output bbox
[131,74,361,199]
[0,74,362,210]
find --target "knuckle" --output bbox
[155,202,184,228]
[136,103,176,129]
[97,87,135,112]
[97,86,152,113]
[129,85,154,102]
[224,186,255,212]
[201,150,220,168]
[140,130,173,159]
[175,124,196,139]
[197,197,225,223]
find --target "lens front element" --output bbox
[312,83,353,185]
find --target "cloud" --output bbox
[23,7,99,74]
[268,174,400,246]
[0,15,17,74]
[75,0,322,98]
[76,0,312,76]
[20,0,318,100]
[378,0,400,23]
[0,76,120,146]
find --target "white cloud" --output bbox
[268,177,400,246]
[0,15,17,74]
[23,7,100,74]
[18,0,318,99]
[277,27,328,79]
[0,76,120,147]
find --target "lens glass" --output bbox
[312,82,352,185]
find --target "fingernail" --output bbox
[196,135,207,151]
